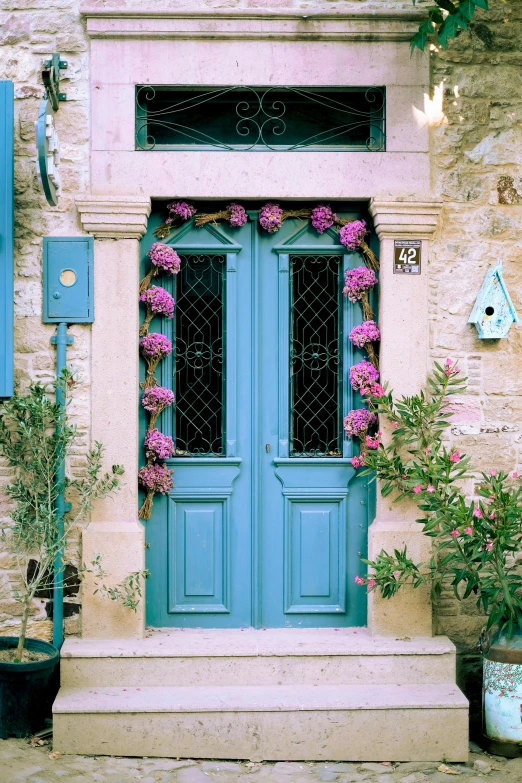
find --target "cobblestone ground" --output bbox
[1,740,522,783]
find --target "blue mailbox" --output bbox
[468,263,518,339]
[43,236,94,323]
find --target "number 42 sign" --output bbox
[394,240,421,275]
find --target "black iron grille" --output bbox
[290,255,342,457]
[174,255,225,456]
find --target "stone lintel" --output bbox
[369,200,443,240]
[76,195,152,239]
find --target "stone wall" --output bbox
[0,0,89,638]
[0,0,521,668]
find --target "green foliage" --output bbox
[86,555,149,612]
[357,360,522,638]
[411,0,490,52]
[0,377,125,659]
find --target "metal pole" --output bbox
[51,321,72,649]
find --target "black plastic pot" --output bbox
[0,637,59,738]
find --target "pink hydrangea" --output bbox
[349,360,379,393]
[140,286,175,318]
[343,267,378,302]
[138,463,174,494]
[167,201,196,222]
[144,428,175,461]
[259,203,284,233]
[339,220,367,251]
[228,203,248,227]
[349,320,381,348]
[147,243,181,274]
[141,386,175,414]
[343,409,377,438]
[311,204,337,234]
[140,332,172,360]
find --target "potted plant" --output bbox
[351,359,522,756]
[0,377,124,738]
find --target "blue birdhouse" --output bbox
[468,263,518,339]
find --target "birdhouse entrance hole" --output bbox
[485,306,494,316]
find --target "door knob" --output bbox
[265,444,271,453]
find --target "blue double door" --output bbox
[142,205,374,628]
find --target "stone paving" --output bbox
[1,740,522,783]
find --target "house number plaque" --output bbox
[394,240,421,275]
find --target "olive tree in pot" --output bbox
[0,377,125,738]
[352,360,522,757]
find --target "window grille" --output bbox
[136,86,385,152]
[289,255,343,457]
[174,254,226,456]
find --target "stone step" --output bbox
[60,628,457,687]
[53,683,468,761]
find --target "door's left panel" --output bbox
[141,209,253,627]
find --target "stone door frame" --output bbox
[76,5,442,639]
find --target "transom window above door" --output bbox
[135,86,385,152]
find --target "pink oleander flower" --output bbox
[167,201,196,222]
[144,428,175,461]
[259,202,284,233]
[228,203,248,227]
[140,332,172,360]
[349,320,381,348]
[147,243,181,274]
[354,575,365,585]
[140,286,175,318]
[391,420,398,429]
[343,267,378,303]
[486,540,493,551]
[426,485,435,493]
[422,467,428,473]
[464,527,473,536]
[489,511,496,520]
[449,451,461,463]
[444,358,460,377]
[141,386,175,414]
[351,456,365,469]
[366,578,377,590]
[490,470,497,476]
[339,220,367,251]
[311,204,337,234]
[367,383,385,398]
[343,409,377,438]
[365,435,380,450]
[138,463,174,494]
[473,507,483,518]
[349,360,380,392]
[450,529,459,537]
[413,486,422,494]
[393,570,401,579]
[513,472,518,478]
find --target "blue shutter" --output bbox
[0,82,14,398]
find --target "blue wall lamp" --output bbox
[468,263,518,339]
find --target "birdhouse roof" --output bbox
[468,263,519,325]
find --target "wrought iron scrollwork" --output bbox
[136,86,385,152]
[290,255,343,458]
[174,254,225,457]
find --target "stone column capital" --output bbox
[369,199,443,240]
[76,195,152,239]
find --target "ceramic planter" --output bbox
[0,636,59,738]
[483,630,522,757]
